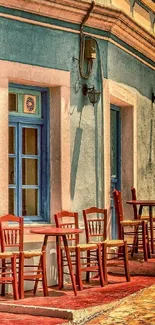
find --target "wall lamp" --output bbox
[82,84,101,106]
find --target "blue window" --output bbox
[9,85,50,223]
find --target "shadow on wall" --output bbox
[70,127,83,200]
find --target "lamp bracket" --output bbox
[82,84,88,96]
[82,84,94,96]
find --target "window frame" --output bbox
[9,84,50,223]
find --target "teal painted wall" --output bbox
[0,8,155,213]
[0,17,77,70]
[108,43,154,100]
[0,15,154,99]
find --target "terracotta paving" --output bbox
[0,312,68,325]
[0,257,154,324]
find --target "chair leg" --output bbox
[1,259,6,296]
[142,221,148,261]
[33,258,41,295]
[86,250,90,283]
[97,244,104,287]
[102,243,108,284]
[40,251,48,296]
[135,226,139,254]
[131,225,139,257]
[19,252,25,299]
[33,235,48,295]
[119,226,124,255]
[146,223,151,259]
[11,255,19,300]
[123,241,130,282]
[76,246,83,291]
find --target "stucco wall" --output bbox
[0,3,154,289]
[137,96,155,200]
[0,15,154,212]
[108,43,155,211]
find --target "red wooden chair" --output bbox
[83,207,130,284]
[0,214,48,299]
[54,210,104,291]
[113,189,150,261]
[0,252,19,300]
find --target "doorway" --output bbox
[110,105,121,238]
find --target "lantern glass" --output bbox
[88,89,100,105]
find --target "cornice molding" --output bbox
[0,0,154,64]
[140,0,155,12]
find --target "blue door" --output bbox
[110,105,121,238]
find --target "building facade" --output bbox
[0,0,154,286]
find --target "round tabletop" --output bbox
[30,226,83,236]
[126,200,155,206]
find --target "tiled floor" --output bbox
[0,256,154,324]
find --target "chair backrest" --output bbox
[54,211,79,245]
[83,207,107,243]
[0,214,24,252]
[113,189,124,239]
[131,186,138,219]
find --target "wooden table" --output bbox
[30,227,83,296]
[126,200,155,254]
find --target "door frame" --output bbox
[110,104,121,238]
[111,104,121,191]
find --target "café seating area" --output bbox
[0,186,155,299]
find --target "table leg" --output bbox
[138,206,143,219]
[62,235,77,296]
[133,205,144,254]
[56,235,63,290]
[33,235,48,295]
[149,206,154,254]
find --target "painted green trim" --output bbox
[0,5,80,31]
[110,34,155,67]
[0,57,70,73]
[81,26,155,67]
[9,87,41,118]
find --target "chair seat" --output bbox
[23,250,43,258]
[7,250,43,258]
[90,239,125,247]
[104,239,125,247]
[140,215,155,221]
[77,243,97,251]
[62,243,98,252]
[120,220,144,226]
[0,252,14,258]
